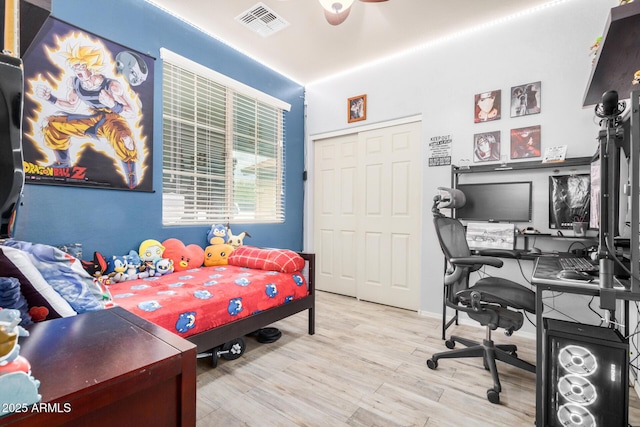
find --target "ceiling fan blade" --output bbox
[359,0,389,2]
[324,6,351,25]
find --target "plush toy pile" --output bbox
[0,224,254,322]
[82,224,252,287]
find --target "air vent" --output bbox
[235,3,289,37]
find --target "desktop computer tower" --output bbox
[544,318,628,427]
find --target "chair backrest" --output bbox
[433,215,472,305]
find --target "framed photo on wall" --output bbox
[510,125,541,159]
[474,90,501,123]
[473,131,501,162]
[348,94,367,123]
[510,81,541,117]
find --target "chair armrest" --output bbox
[449,256,504,269]
[475,249,522,259]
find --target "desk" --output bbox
[531,255,640,426]
[1,307,197,426]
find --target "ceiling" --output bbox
[146,0,557,85]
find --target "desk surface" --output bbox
[2,307,197,426]
[530,254,640,426]
[530,254,635,292]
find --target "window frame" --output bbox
[160,49,290,226]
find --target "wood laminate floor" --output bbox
[195,291,640,426]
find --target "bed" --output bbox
[107,250,316,355]
[0,240,315,362]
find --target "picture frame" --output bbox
[510,81,541,117]
[473,131,501,162]
[474,90,501,123]
[348,94,367,123]
[510,125,541,159]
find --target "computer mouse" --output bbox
[557,270,593,281]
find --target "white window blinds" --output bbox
[160,49,289,225]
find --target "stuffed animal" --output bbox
[162,238,205,272]
[138,239,165,276]
[109,255,130,282]
[204,244,234,267]
[125,250,149,280]
[0,309,41,411]
[226,228,251,249]
[0,309,29,364]
[153,258,174,276]
[81,252,109,278]
[207,224,228,245]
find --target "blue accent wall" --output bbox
[14,0,305,257]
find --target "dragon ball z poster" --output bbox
[22,18,154,191]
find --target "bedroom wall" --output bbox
[12,0,306,257]
[304,0,619,319]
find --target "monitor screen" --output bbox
[455,181,532,223]
[549,174,591,230]
[466,222,516,250]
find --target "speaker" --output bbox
[544,318,629,427]
[0,53,24,238]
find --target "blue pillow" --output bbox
[0,277,33,326]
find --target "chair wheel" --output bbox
[426,358,438,369]
[487,389,500,404]
[445,339,455,349]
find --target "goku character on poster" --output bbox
[22,18,153,191]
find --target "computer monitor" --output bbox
[455,181,532,223]
[465,222,515,251]
[549,174,591,229]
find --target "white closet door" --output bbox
[355,122,422,310]
[313,121,422,310]
[314,133,359,297]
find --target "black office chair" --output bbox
[426,187,536,404]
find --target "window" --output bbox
[160,49,290,225]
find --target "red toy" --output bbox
[161,238,204,272]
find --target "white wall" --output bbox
[304,0,620,318]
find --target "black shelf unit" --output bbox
[452,156,593,181]
[440,157,596,339]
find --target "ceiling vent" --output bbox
[236,3,289,37]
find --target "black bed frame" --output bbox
[186,252,315,353]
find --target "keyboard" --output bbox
[559,256,598,272]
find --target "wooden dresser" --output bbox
[1,307,196,426]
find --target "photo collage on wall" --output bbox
[472,81,541,163]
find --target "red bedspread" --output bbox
[106,265,308,338]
